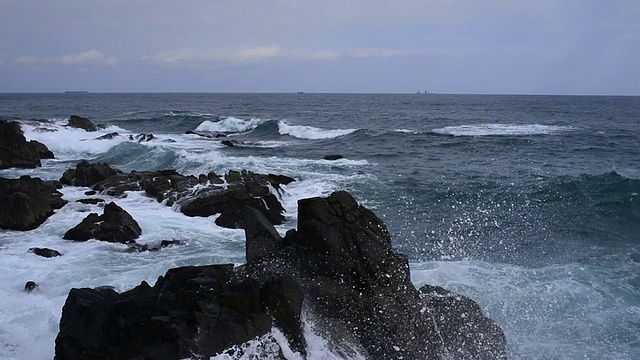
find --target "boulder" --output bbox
[0,176,68,230]
[28,247,62,258]
[63,202,141,243]
[60,160,122,187]
[24,281,38,292]
[0,119,54,169]
[56,191,506,359]
[323,154,344,161]
[67,115,98,132]
[55,265,273,360]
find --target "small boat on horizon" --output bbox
[64,90,88,94]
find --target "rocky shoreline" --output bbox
[1,117,507,359]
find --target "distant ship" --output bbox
[64,90,88,94]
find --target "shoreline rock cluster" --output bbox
[1,117,507,359]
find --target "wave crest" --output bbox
[195,117,265,133]
[431,124,576,136]
[278,121,358,140]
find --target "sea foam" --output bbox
[431,124,576,136]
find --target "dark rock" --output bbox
[28,247,62,258]
[67,115,97,132]
[24,281,38,292]
[29,140,54,159]
[0,176,68,230]
[55,265,273,360]
[323,154,344,161]
[63,202,141,243]
[59,160,122,187]
[221,139,235,147]
[127,240,184,252]
[84,190,97,196]
[129,133,155,142]
[56,191,506,359]
[76,198,105,205]
[95,132,119,140]
[0,120,53,169]
[162,138,177,143]
[419,285,507,359]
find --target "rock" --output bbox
[59,160,122,187]
[0,176,68,230]
[56,191,506,359]
[24,281,38,292]
[84,190,97,196]
[127,239,184,252]
[95,132,119,140]
[63,202,141,243]
[323,154,344,161]
[221,139,235,147]
[55,265,273,360]
[0,120,54,169]
[129,133,155,142]
[67,115,98,132]
[75,198,105,205]
[419,285,507,359]
[28,247,62,258]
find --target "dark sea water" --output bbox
[1,93,639,359]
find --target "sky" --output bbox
[1,0,639,94]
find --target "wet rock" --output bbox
[221,139,235,147]
[0,120,54,169]
[76,198,105,205]
[28,247,62,258]
[63,202,141,243]
[95,132,119,140]
[129,133,155,142]
[56,191,506,360]
[67,115,97,132]
[127,240,184,252]
[323,154,344,160]
[24,281,38,292]
[0,176,68,230]
[60,160,122,187]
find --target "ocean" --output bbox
[0,93,639,359]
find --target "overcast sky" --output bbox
[1,0,638,94]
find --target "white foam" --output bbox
[195,117,265,133]
[394,129,419,135]
[20,120,131,160]
[431,124,576,136]
[278,121,357,140]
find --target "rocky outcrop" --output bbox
[63,202,141,243]
[67,115,98,132]
[60,160,122,187]
[0,176,67,230]
[55,191,506,360]
[0,119,54,169]
[60,161,293,229]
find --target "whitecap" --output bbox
[278,121,357,140]
[431,124,576,136]
[195,117,265,133]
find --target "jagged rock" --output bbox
[0,176,67,230]
[0,120,54,169]
[60,160,122,187]
[55,265,273,360]
[323,154,344,160]
[24,281,38,292]
[28,247,62,258]
[95,132,119,140]
[221,139,235,147]
[67,115,97,132]
[63,202,141,243]
[419,285,507,359]
[56,191,506,360]
[129,133,155,142]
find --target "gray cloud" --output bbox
[1,0,639,94]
